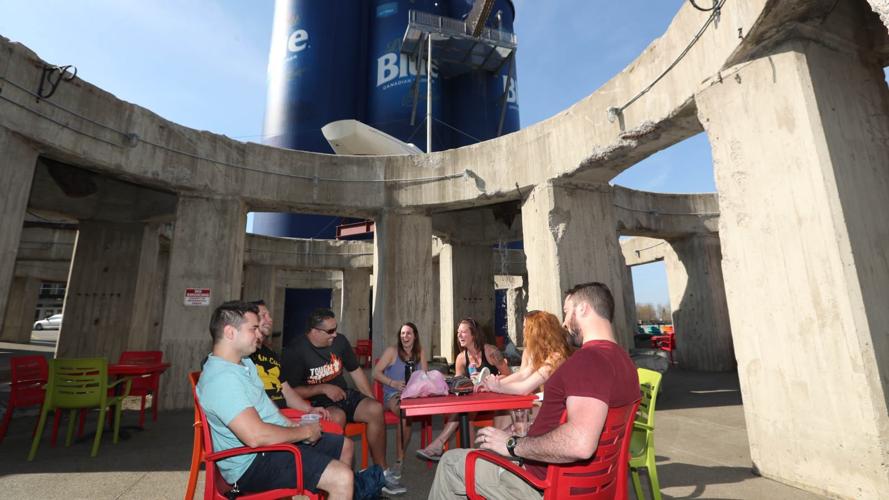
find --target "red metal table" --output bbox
[108,361,171,377]
[400,392,537,448]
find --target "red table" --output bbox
[400,392,537,448]
[109,362,171,377]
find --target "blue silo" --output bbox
[446,0,519,148]
[366,0,449,152]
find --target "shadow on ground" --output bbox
[657,368,743,411]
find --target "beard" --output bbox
[567,319,583,348]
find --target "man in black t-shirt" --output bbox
[282,308,406,495]
[248,300,328,419]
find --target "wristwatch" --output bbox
[506,435,520,458]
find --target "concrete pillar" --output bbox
[271,285,285,353]
[56,221,163,359]
[430,260,440,356]
[159,196,246,409]
[372,212,433,362]
[439,243,495,361]
[0,129,38,332]
[1,276,41,343]
[621,265,637,339]
[506,283,527,346]
[521,181,631,346]
[339,268,371,348]
[663,235,734,371]
[696,12,889,496]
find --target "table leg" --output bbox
[459,413,470,448]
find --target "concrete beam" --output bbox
[621,237,669,267]
[696,3,889,493]
[613,186,718,238]
[244,234,373,270]
[14,260,70,283]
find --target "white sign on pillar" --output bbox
[184,288,211,306]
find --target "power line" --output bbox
[608,0,727,122]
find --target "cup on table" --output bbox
[511,408,530,437]
[299,413,321,444]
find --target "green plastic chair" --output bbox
[28,358,132,460]
[630,368,663,500]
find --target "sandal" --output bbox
[416,443,444,462]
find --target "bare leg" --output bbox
[315,459,354,499]
[327,407,347,429]
[353,397,387,469]
[386,397,412,462]
[339,434,354,468]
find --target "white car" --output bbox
[33,314,63,330]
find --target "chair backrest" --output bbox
[191,371,238,499]
[636,368,663,429]
[10,355,48,406]
[47,358,109,410]
[543,400,640,499]
[119,351,163,392]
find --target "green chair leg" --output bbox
[27,407,50,461]
[631,467,645,499]
[91,408,107,457]
[646,451,661,500]
[112,403,122,444]
[65,409,77,447]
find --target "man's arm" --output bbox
[281,382,312,411]
[349,366,375,399]
[478,396,608,463]
[292,383,344,401]
[227,406,320,448]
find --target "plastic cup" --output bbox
[300,413,321,425]
[511,409,530,437]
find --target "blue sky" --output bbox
[0,0,708,308]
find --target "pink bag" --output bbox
[400,370,448,399]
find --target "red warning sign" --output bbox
[184,288,211,306]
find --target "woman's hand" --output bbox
[390,380,406,391]
[482,374,503,393]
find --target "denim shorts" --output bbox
[235,433,345,494]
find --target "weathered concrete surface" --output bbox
[0,2,790,213]
[438,243,495,362]
[432,205,522,245]
[613,186,718,238]
[0,276,41,343]
[158,196,245,410]
[14,225,76,262]
[664,234,734,372]
[697,4,889,494]
[339,268,371,346]
[55,221,164,359]
[0,129,38,334]
[622,236,669,267]
[372,213,433,361]
[522,181,631,346]
[244,234,373,270]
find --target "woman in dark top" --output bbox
[416,318,509,461]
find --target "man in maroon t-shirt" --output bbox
[429,282,639,499]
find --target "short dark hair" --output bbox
[306,308,336,333]
[209,301,259,342]
[249,299,266,308]
[565,282,614,322]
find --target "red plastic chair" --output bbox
[191,372,338,500]
[117,351,164,427]
[650,332,676,365]
[185,371,344,500]
[465,400,640,500]
[354,339,372,369]
[0,355,48,444]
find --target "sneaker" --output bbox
[382,468,407,496]
[388,461,403,481]
[416,443,444,462]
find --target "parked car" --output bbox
[33,313,62,330]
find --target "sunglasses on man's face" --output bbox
[315,326,337,335]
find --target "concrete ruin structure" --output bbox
[1,1,888,497]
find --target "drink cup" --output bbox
[511,409,530,437]
[299,413,321,444]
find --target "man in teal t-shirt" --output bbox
[196,301,353,497]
